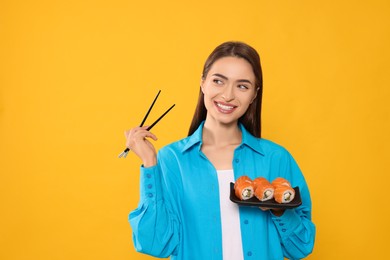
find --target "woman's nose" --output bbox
[221,85,235,101]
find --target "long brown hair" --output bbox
[188,41,263,137]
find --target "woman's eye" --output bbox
[213,79,223,85]
[238,84,249,90]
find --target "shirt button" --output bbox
[146,174,152,179]
[247,251,252,256]
[244,220,249,224]
[148,193,153,198]
[147,184,153,189]
[282,228,287,232]
[279,223,284,226]
[235,158,240,163]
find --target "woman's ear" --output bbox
[200,77,205,93]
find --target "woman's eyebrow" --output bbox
[237,79,253,85]
[212,73,253,85]
[212,73,228,80]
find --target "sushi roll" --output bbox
[253,177,274,201]
[271,177,291,188]
[253,177,270,189]
[234,176,254,200]
[274,185,295,203]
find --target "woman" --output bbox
[125,41,315,259]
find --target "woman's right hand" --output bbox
[124,126,158,167]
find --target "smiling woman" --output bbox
[200,57,258,126]
[125,41,316,259]
[189,42,263,138]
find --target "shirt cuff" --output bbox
[271,209,301,238]
[139,164,162,202]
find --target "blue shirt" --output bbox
[129,122,315,260]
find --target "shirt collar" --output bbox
[182,121,205,152]
[182,121,264,156]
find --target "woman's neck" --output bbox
[202,119,242,147]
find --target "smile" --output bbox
[214,101,237,114]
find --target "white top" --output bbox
[216,169,244,260]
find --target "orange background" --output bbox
[1,0,389,259]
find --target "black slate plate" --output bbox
[229,182,302,209]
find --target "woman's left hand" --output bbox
[259,207,285,217]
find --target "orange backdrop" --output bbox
[1,0,389,259]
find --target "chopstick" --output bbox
[118,90,175,158]
[145,103,175,131]
[139,90,161,127]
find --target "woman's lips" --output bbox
[214,101,237,114]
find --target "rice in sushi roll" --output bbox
[253,177,274,201]
[234,176,254,200]
[274,185,295,203]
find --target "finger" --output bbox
[124,126,149,138]
[145,131,158,141]
[124,126,141,137]
[130,132,158,149]
[133,128,158,141]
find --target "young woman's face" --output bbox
[201,56,257,126]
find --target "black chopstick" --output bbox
[118,90,175,158]
[146,104,175,131]
[140,90,161,127]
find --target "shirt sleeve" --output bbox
[270,200,315,259]
[270,149,316,259]
[128,162,180,258]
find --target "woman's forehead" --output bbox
[208,57,255,81]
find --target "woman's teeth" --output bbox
[217,103,234,110]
